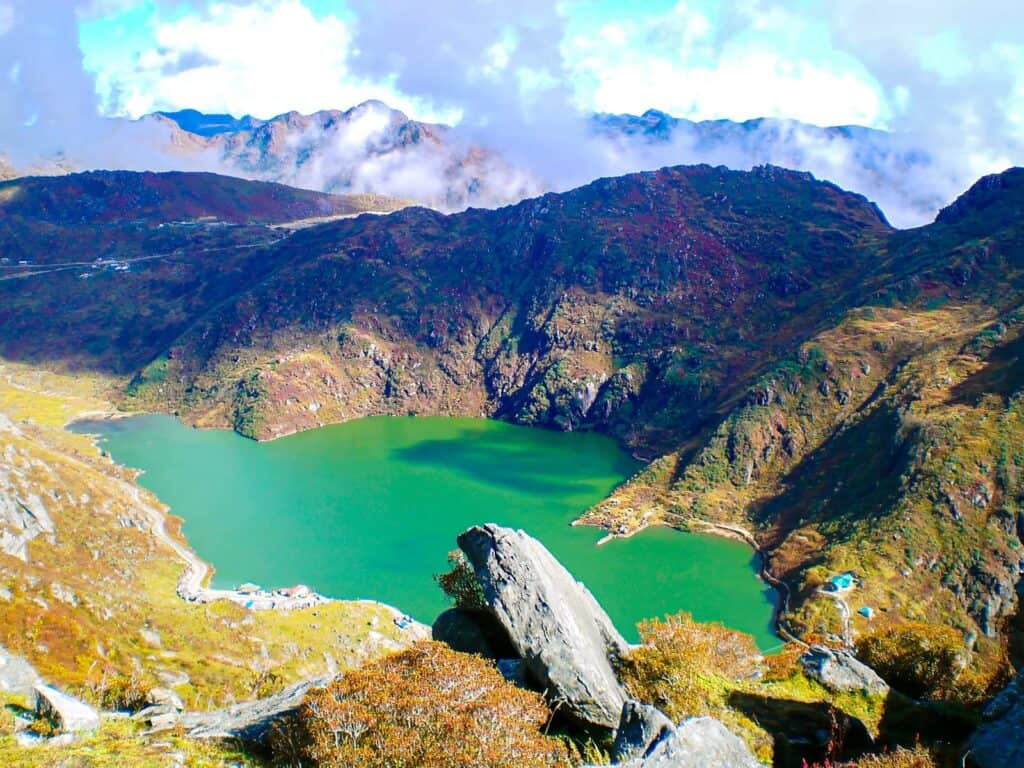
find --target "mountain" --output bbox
[146,100,540,211]
[2,164,1023,684]
[0,101,962,225]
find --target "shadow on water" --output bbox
[391,427,630,497]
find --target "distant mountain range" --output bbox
[0,101,970,225]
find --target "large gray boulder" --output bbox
[799,645,890,695]
[457,524,629,729]
[181,676,332,745]
[968,668,1024,768]
[612,700,674,762]
[34,684,100,733]
[614,716,766,768]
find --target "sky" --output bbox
[2,0,1024,225]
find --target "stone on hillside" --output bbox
[181,676,331,744]
[614,716,766,768]
[457,524,629,730]
[799,645,889,695]
[34,684,100,733]
[0,646,43,698]
[968,668,1024,768]
[146,686,184,711]
[611,700,674,762]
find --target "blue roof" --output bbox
[830,572,855,588]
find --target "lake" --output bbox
[75,414,778,646]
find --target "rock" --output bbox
[431,608,514,658]
[0,646,43,698]
[457,524,629,730]
[146,687,184,711]
[968,669,1024,768]
[33,684,101,733]
[611,700,674,763]
[496,658,530,688]
[181,676,332,745]
[612,716,766,768]
[799,645,889,695]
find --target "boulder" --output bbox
[968,669,1024,768]
[457,524,629,729]
[614,716,766,768]
[34,684,100,733]
[611,700,674,762]
[181,676,332,745]
[431,608,515,658]
[0,646,43,698]
[799,645,889,695]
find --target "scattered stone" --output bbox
[34,684,101,733]
[146,686,184,711]
[181,676,332,745]
[968,668,1024,768]
[139,628,163,649]
[611,700,674,763]
[799,645,889,695]
[457,524,629,730]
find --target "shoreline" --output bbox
[65,409,429,633]
[578,514,805,649]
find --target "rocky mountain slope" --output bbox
[2,163,1022,705]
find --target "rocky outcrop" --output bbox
[799,646,889,695]
[457,524,629,729]
[611,700,674,763]
[431,608,515,658]
[0,485,55,562]
[968,668,1024,768]
[604,716,766,768]
[180,676,331,745]
[34,684,100,733]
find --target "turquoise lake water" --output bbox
[76,414,778,646]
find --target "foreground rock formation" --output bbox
[968,668,1024,768]
[457,524,630,729]
[594,714,765,768]
[179,676,332,745]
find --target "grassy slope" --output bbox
[0,362,410,713]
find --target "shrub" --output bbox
[855,622,965,699]
[619,611,759,721]
[435,550,486,610]
[280,641,568,768]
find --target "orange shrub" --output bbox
[283,641,569,768]
[619,611,759,720]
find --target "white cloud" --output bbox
[107,0,440,120]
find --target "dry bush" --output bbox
[279,641,569,768]
[805,744,935,767]
[434,550,486,610]
[619,611,759,721]
[855,622,964,699]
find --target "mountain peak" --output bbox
[935,167,1024,226]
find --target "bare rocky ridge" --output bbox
[457,523,630,730]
